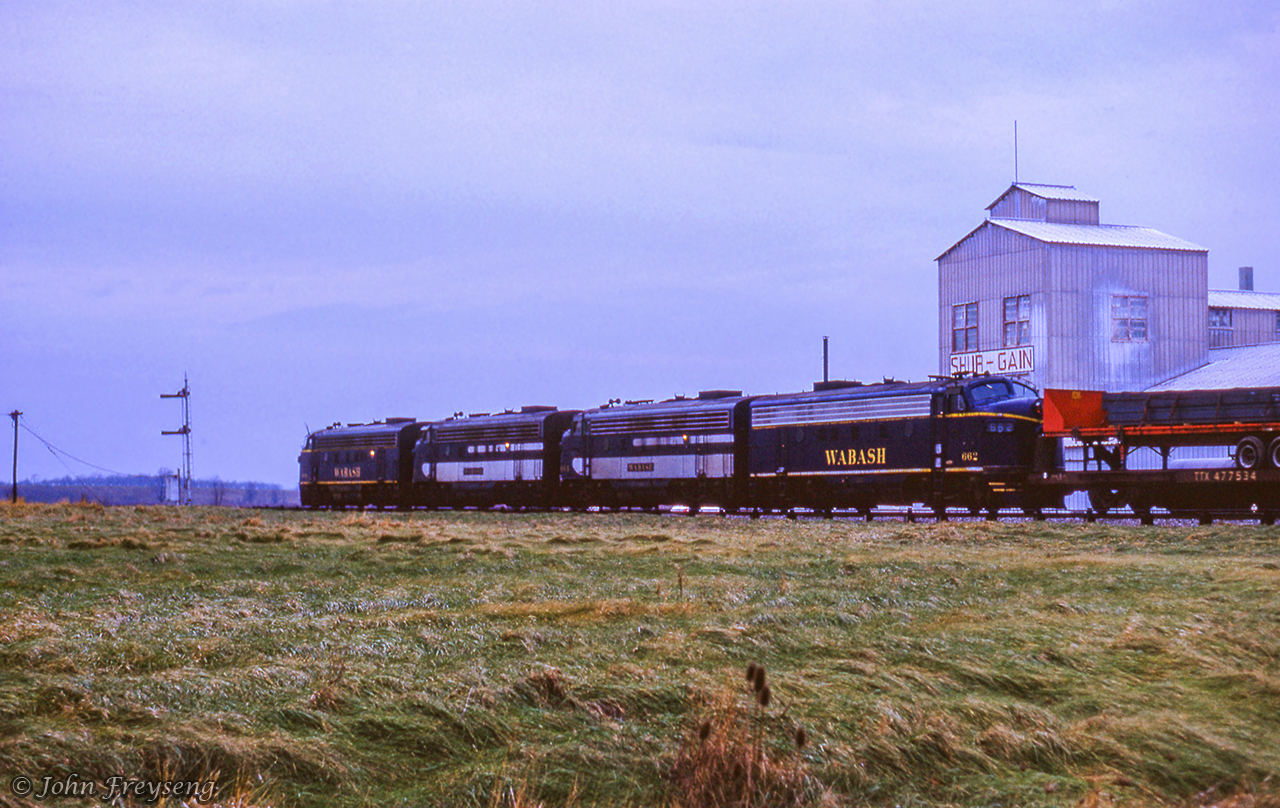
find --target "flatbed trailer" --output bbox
[1042,387,1280,467]
[1034,387,1280,518]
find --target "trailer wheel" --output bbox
[1088,487,1120,516]
[1268,436,1280,469]
[1236,436,1265,470]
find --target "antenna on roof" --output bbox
[1013,120,1019,184]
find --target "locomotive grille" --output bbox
[753,394,932,427]
[435,422,542,443]
[313,433,398,450]
[588,410,731,436]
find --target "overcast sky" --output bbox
[3,1,1277,488]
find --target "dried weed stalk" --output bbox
[671,664,812,808]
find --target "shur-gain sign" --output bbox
[949,346,1035,376]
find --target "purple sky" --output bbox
[3,2,1277,488]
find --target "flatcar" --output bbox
[558,391,752,511]
[413,407,579,509]
[1041,386,1280,518]
[747,375,1046,514]
[298,418,422,509]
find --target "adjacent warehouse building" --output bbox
[937,183,1279,392]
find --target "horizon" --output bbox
[5,2,1277,488]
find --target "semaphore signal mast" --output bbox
[161,375,192,506]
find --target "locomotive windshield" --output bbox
[969,379,1037,405]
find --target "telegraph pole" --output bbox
[9,411,20,504]
[161,376,192,505]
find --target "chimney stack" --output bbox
[1239,266,1254,291]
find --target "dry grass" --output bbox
[0,503,1277,807]
[670,665,813,808]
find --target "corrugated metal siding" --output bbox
[989,188,1047,220]
[1207,289,1280,311]
[1046,199,1100,225]
[938,224,1047,384]
[939,222,1208,392]
[1010,183,1100,203]
[1148,343,1280,389]
[992,220,1206,251]
[1231,308,1280,346]
[1045,245,1206,391]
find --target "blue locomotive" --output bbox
[298,374,1048,514]
[298,418,421,509]
[746,376,1043,514]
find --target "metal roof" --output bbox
[1208,289,1280,311]
[988,219,1207,252]
[1146,343,1280,390]
[987,183,1100,208]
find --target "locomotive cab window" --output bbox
[969,380,1014,405]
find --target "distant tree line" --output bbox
[12,474,299,507]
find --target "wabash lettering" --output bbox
[823,447,886,467]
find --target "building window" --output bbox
[1275,311,1280,341]
[1209,307,1233,348]
[1003,295,1031,346]
[951,302,978,353]
[1111,295,1148,341]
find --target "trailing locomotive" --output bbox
[299,373,1050,514]
[298,418,421,509]
[413,406,578,510]
[559,390,752,511]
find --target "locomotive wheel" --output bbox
[1236,436,1265,470]
[1268,436,1280,469]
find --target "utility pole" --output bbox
[9,411,20,504]
[161,376,192,506]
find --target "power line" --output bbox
[18,415,138,478]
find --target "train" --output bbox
[298,375,1280,520]
[299,374,1050,514]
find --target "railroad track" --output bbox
[265,504,1279,526]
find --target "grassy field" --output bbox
[0,502,1277,807]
